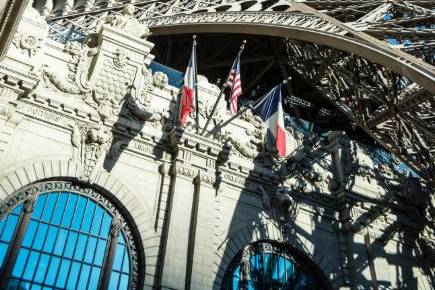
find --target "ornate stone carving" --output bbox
[240,108,262,128]
[42,40,93,96]
[68,122,83,162]
[67,122,112,181]
[153,71,169,88]
[103,4,150,38]
[172,164,196,178]
[42,24,155,122]
[259,185,300,224]
[12,32,43,57]
[11,2,48,58]
[124,65,168,124]
[113,49,128,68]
[240,245,252,283]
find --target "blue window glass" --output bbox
[226,243,327,290]
[0,191,133,289]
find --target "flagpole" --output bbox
[204,78,290,138]
[193,35,200,134]
[200,40,246,136]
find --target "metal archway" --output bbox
[45,0,435,182]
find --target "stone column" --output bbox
[159,161,197,289]
[159,127,228,289]
[189,171,218,289]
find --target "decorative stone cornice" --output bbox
[170,163,197,180]
[194,171,216,186]
[168,126,231,163]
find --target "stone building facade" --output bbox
[0,4,433,290]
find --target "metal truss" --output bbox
[35,0,435,183]
[285,40,434,182]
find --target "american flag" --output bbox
[226,53,242,114]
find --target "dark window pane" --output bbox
[229,245,323,290]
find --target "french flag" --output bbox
[254,84,287,157]
[180,47,197,126]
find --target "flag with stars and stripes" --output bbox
[226,53,242,114]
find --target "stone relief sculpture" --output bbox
[124,65,169,125]
[9,1,48,75]
[42,40,93,96]
[67,121,112,181]
[102,4,150,38]
[153,71,169,88]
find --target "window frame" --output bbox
[0,180,143,290]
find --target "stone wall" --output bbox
[0,5,433,290]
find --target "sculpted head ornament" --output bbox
[104,4,150,39]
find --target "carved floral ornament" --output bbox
[12,32,43,57]
[11,1,48,58]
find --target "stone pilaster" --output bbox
[158,127,229,289]
[329,131,356,290]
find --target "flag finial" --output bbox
[192,35,197,46]
[240,40,247,51]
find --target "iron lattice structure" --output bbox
[36,0,434,183]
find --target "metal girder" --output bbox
[285,40,435,182]
[35,0,435,183]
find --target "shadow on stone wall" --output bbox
[103,90,166,172]
[214,132,339,289]
[335,136,434,289]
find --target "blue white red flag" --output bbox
[180,45,197,125]
[253,84,287,157]
[226,53,242,114]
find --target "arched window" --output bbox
[0,181,143,290]
[223,242,329,290]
